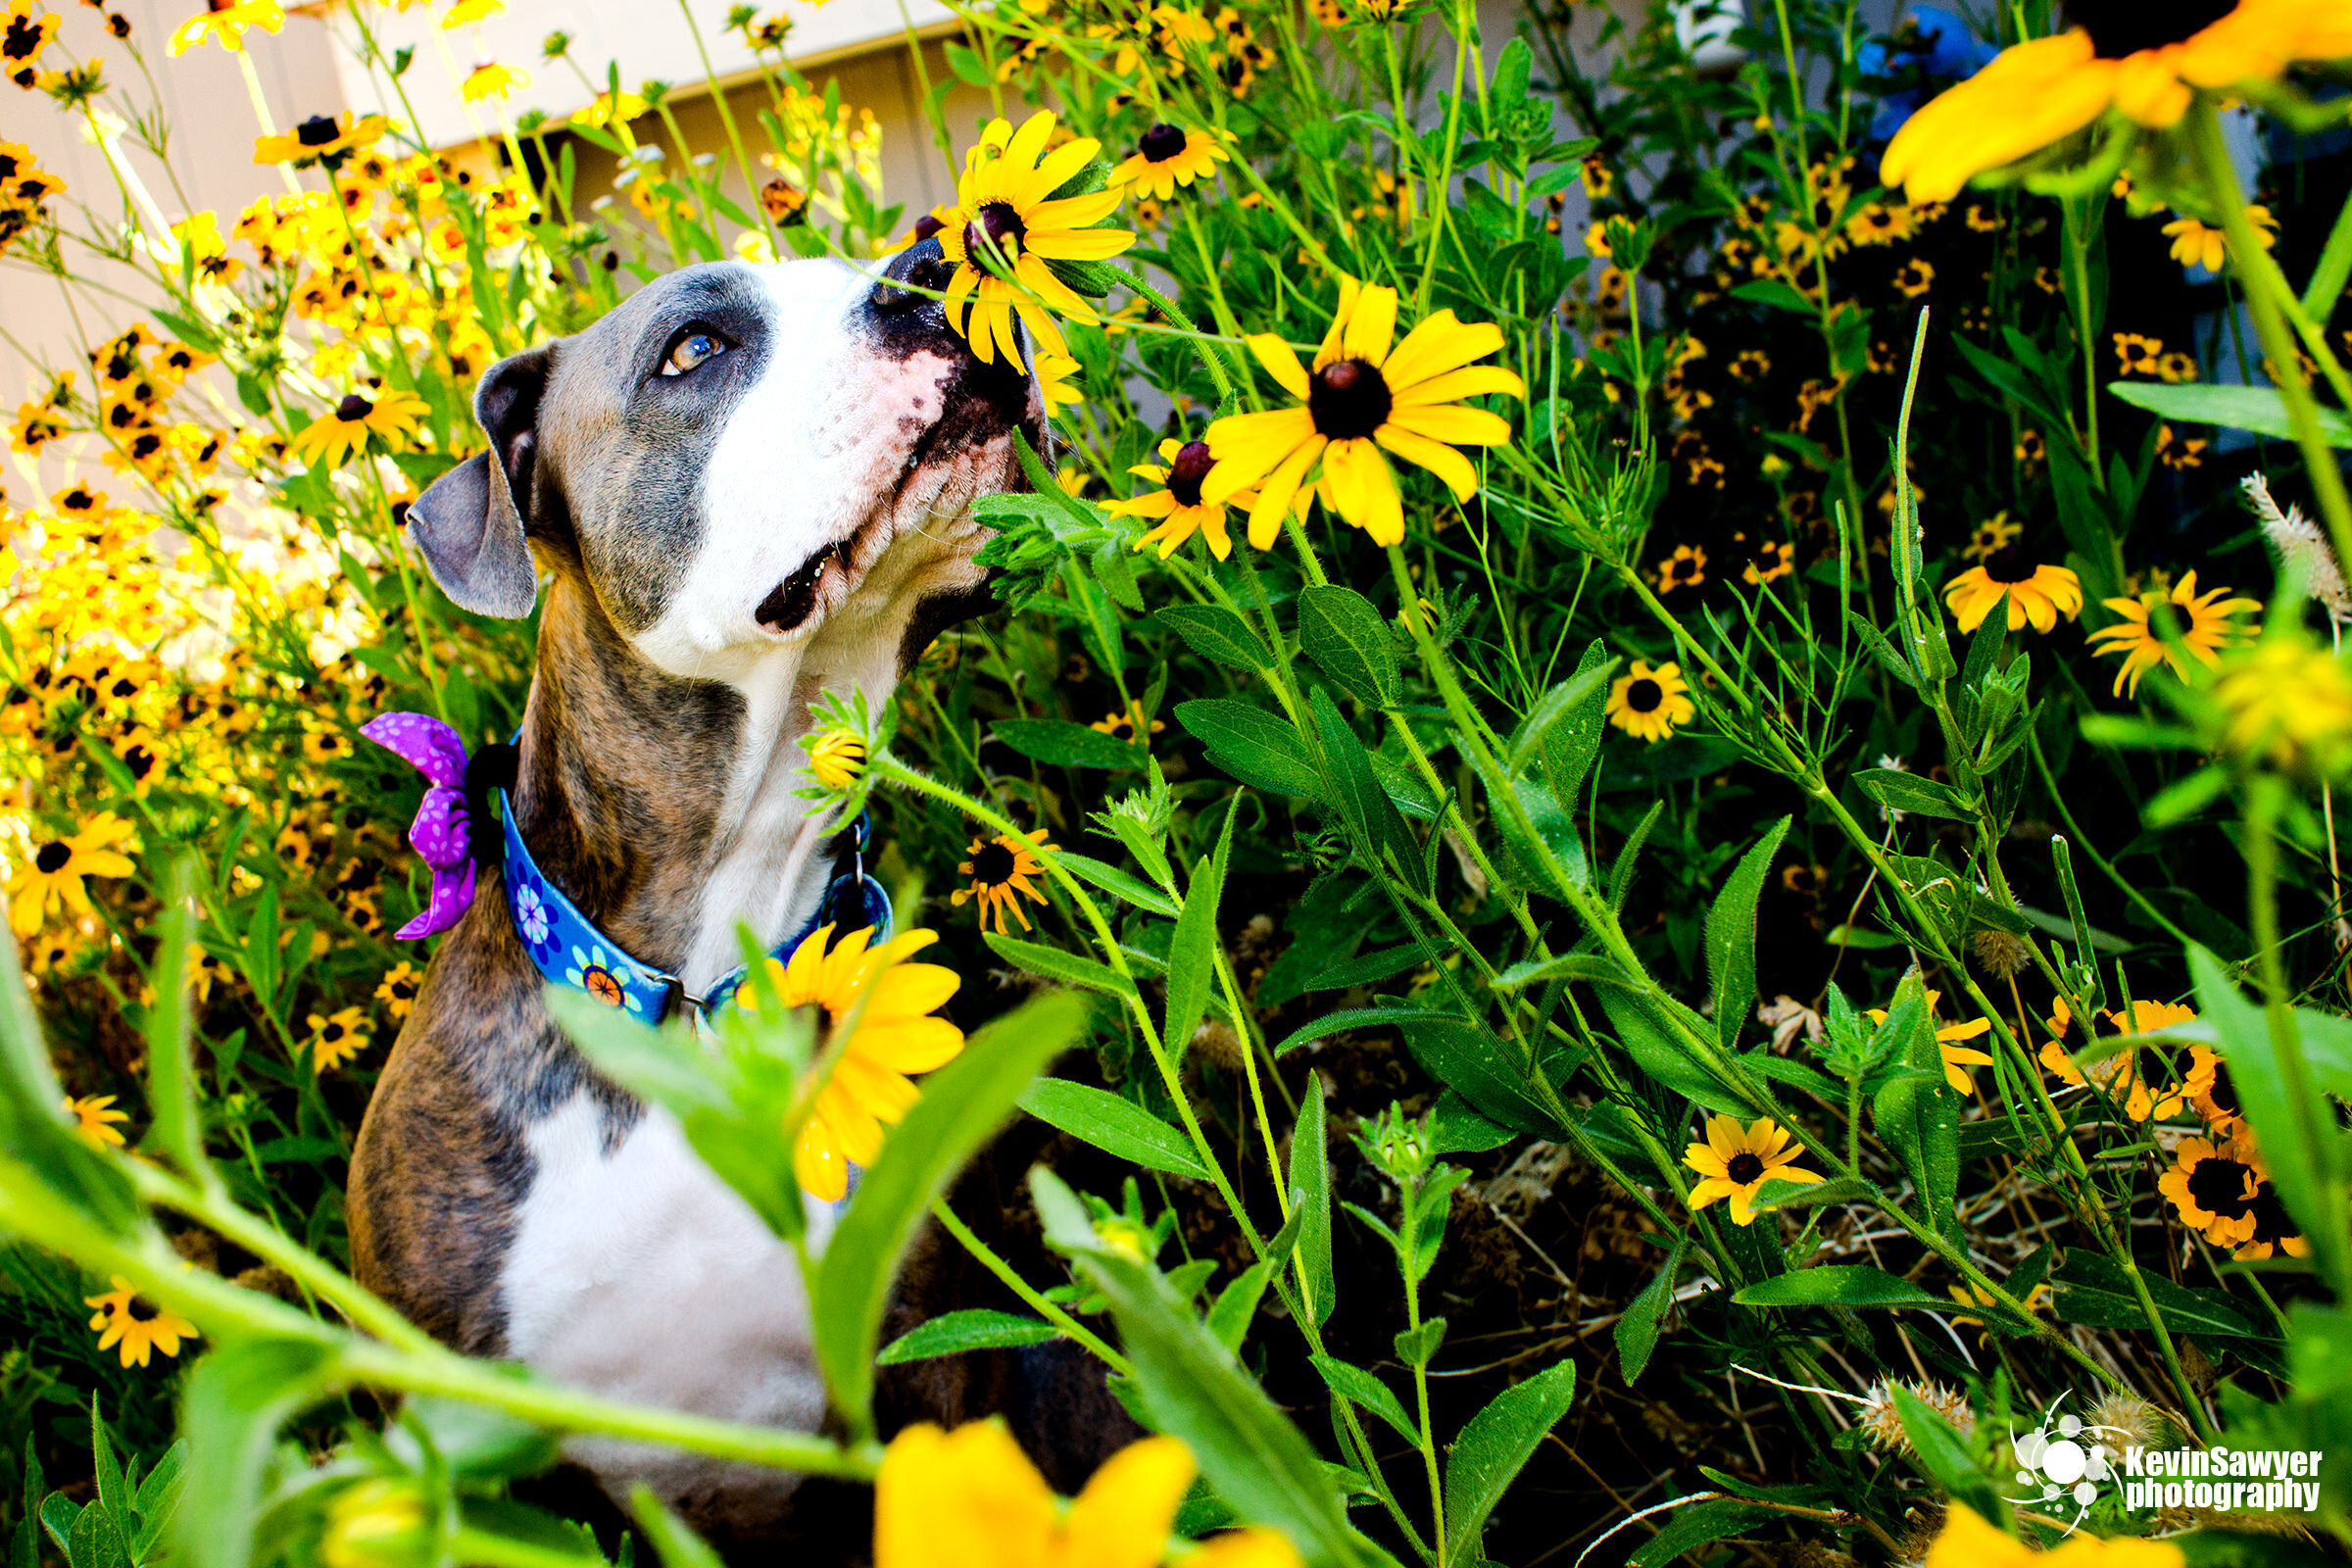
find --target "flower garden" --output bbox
[2,0,2352,1561]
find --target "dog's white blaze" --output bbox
[501,1092,831,1507]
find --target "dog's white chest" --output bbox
[499,1093,831,1504]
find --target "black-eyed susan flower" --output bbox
[2086,569,2260,698]
[85,1277,198,1368]
[877,1423,1299,1568]
[1881,1,2352,203]
[1743,537,1794,585]
[1604,660,1695,743]
[306,1005,370,1072]
[2039,996,2199,1121]
[806,727,866,790]
[759,923,963,1200]
[2236,1171,2311,1261]
[8,810,134,938]
[1892,257,1935,297]
[1962,511,2020,563]
[254,112,388,172]
[166,0,281,55]
[1105,438,1236,560]
[954,829,1054,933]
[2191,1051,2242,1132]
[1089,701,1164,745]
[1683,1114,1823,1226]
[4,0,59,87]
[289,391,427,471]
[2214,637,2352,771]
[1942,545,2082,633]
[1923,1504,2173,1568]
[2159,1133,2260,1249]
[1200,274,1523,549]
[375,960,421,1022]
[1033,348,1084,416]
[460,61,529,102]
[2163,204,2275,271]
[1867,988,1996,1095]
[1110,122,1230,199]
[931,111,1133,371]
[1655,543,1705,592]
[65,1093,128,1148]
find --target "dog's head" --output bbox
[407,249,1035,678]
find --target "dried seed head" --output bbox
[1858,1379,1976,1451]
[1970,926,2034,979]
[2084,1390,2163,1454]
[2246,472,2350,624]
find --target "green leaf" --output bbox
[1595,989,1747,1115]
[628,1487,727,1568]
[1397,1014,1569,1138]
[1751,1174,1870,1211]
[1442,1358,1576,1565]
[994,718,1150,770]
[1854,767,1976,821]
[1311,688,1427,897]
[1492,952,1626,989]
[1301,942,1428,993]
[877,1308,1059,1363]
[1272,1006,1443,1057]
[1733,1265,1948,1310]
[1298,585,1400,707]
[1892,1384,2003,1524]
[0,906,136,1235]
[1055,853,1179,917]
[1626,1499,1785,1568]
[817,992,1091,1435]
[1175,700,1324,799]
[1290,1077,1335,1328]
[174,1339,338,1568]
[983,932,1135,998]
[1706,816,1791,1050]
[1154,604,1271,667]
[1615,1241,1685,1386]
[2049,1251,2263,1339]
[1393,1316,1446,1367]
[1871,975,1961,1241]
[1032,1169,1360,1567]
[1529,640,1615,804]
[1731,278,1815,315]
[1018,1078,1210,1179]
[1163,851,1225,1061]
[2106,381,2352,448]
[1310,1354,1416,1444]
[140,862,206,1181]
[1207,1258,1277,1351]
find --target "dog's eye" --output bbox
[661,327,727,376]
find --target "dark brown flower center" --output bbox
[296,114,342,148]
[1726,1152,1766,1185]
[1166,440,1214,508]
[1308,358,1391,440]
[3,17,42,60]
[1981,544,2038,585]
[2245,1182,2299,1244]
[1139,122,1186,163]
[973,842,1018,884]
[911,211,946,242]
[966,203,1027,265]
[2206,1062,2238,1115]
[2067,0,2233,59]
[34,842,69,873]
[2184,1154,2254,1216]
[126,1298,159,1322]
[335,394,373,422]
[1626,678,1663,713]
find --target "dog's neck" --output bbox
[507,575,906,994]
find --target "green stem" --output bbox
[929,1198,1131,1375]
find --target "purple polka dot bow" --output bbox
[360,711,478,939]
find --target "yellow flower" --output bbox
[1926,1504,2182,1568]
[2162,204,2276,270]
[1089,702,1165,745]
[875,1422,1301,1568]
[953,830,1054,934]
[9,810,135,938]
[1883,2,2352,203]
[321,1480,429,1568]
[1866,988,1995,1095]
[1110,122,1230,200]
[807,728,866,790]
[571,89,648,127]
[375,960,421,1022]
[1106,437,1238,561]
[1034,349,1084,415]
[2215,637,2352,771]
[1604,660,1695,743]
[65,1093,128,1148]
[1654,543,1706,592]
[85,1277,199,1368]
[167,0,282,54]
[442,0,503,24]
[1945,1279,2052,1338]
[288,391,429,471]
[1201,274,1523,549]
[460,61,530,102]
[254,113,389,171]
[1683,1114,1823,1226]
[2040,996,2200,1121]
[307,1006,371,1073]
[1942,546,2082,633]
[1742,537,1794,585]
[763,924,963,1200]
[928,110,1135,371]
[2158,1133,2261,1248]
[1962,511,2020,563]
[4,0,62,88]
[2085,569,2260,698]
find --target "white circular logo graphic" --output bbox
[2008,1396,2124,1534]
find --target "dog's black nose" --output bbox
[870,233,954,314]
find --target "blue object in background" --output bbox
[1858,6,2001,143]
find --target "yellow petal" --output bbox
[1246,435,1328,550]
[1381,311,1505,390]
[1385,403,1512,446]
[1202,408,1316,501]
[1029,225,1139,261]
[1341,283,1399,366]
[1375,423,1479,502]
[1062,1436,1196,1568]
[1026,188,1126,230]
[1246,334,1311,399]
[1392,364,1526,408]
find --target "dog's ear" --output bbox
[408,342,555,617]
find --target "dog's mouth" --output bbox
[754,533,860,635]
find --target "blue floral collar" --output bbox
[500,793,891,1025]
